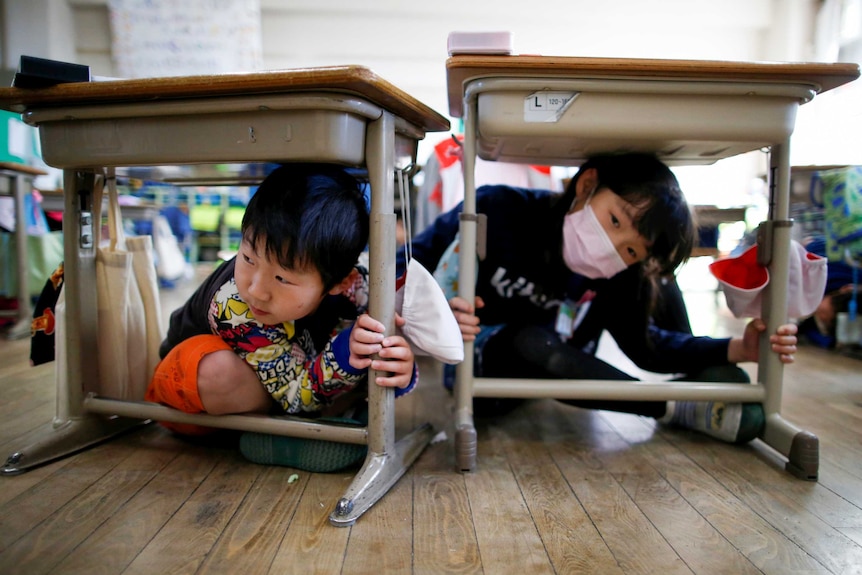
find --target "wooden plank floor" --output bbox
[1,271,860,574]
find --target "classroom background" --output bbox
[1,3,862,574]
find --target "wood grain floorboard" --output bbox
[499,409,626,575]
[120,453,263,574]
[267,472,352,574]
[541,406,695,575]
[52,444,224,575]
[196,464,310,575]
[605,413,837,574]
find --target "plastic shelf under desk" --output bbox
[445,54,860,479]
[0,66,450,526]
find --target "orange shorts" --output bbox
[146,334,232,436]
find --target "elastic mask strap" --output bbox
[571,184,599,213]
[396,164,415,264]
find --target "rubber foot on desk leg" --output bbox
[785,430,819,481]
[333,498,355,525]
[455,425,477,472]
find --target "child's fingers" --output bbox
[352,342,382,357]
[451,309,480,327]
[376,351,413,373]
[371,359,411,375]
[375,347,412,364]
[459,322,481,340]
[770,321,797,363]
[380,334,411,348]
[770,340,797,354]
[352,326,384,345]
[375,348,402,362]
[449,296,474,314]
[374,373,410,388]
[776,323,798,336]
[372,356,414,387]
[349,357,373,370]
[770,334,797,347]
[770,323,798,350]
[356,313,386,334]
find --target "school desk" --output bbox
[0,66,450,526]
[445,54,860,479]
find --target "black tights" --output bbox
[476,324,749,419]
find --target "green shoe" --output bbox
[661,401,765,444]
[239,409,368,473]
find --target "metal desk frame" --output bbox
[445,55,860,480]
[0,66,449,526]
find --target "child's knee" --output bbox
[197,350,249,400]
[691,365,750,383]
[513,325,563,365]
[145,334,232,434]
[197,349,269,414]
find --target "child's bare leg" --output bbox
[197,350,273,414]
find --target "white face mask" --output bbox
[562,203,628,279]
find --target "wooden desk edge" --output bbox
[445,55,861,117]
[0,65,450,135]
[0,161,48,177]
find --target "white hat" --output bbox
[709,240,827,319]
[396,258,464,364]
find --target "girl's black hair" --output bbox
[554,153,696,276]
[241,164,370,292]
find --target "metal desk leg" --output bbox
[452,94,479,473]
[3,170,145,475]
[5,172,34,340]
[329,112,434,526]
[758,141,819,480]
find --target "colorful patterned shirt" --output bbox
[208,277,366,413]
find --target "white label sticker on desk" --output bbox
[524,92,578,122]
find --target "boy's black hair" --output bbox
[240,164,370,292]
[556,153,696,276]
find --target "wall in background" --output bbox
[2,0,77,72]
[4,0,821,127]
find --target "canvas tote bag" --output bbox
[94,169,164,399]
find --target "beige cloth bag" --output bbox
[94,169,164,399]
